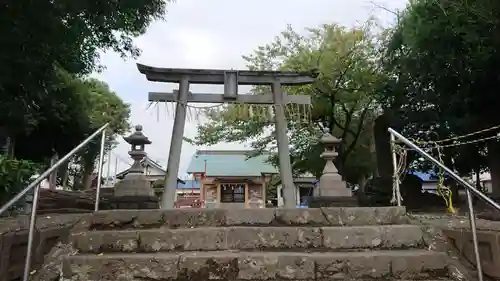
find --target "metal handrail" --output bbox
[389,127,500,281]
[0,122,108,281]
[94,130,107,212]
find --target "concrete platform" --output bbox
[75,206,408,230]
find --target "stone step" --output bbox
[62,250,449,281]
[75,206,407,230]
[71,225,424,253]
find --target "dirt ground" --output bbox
[409,212,500,231]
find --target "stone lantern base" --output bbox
[106,195,159,210]
[308,196,358,208]
[111,173,159,210]
[308,175,358,207]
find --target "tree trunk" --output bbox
[48,154,58,190]
[5,136,15,158]
[475,166,482,191]
[0,127,10,156]
[82,162,94,190]
[358,174,367,192]
[79,142,103,190]
[487,139,500,198]
[373,112,393,178]
[58,160,70,189]
[82,173,93,190]
[0,138,7,155]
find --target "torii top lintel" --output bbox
[137,63,318,86]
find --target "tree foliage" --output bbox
[0,155,39,208]
[0,0,169,158]
[74,78,131,189]
[13,68,91,162]
[0,0,167,193]
[382,0,500,195]
[189,23,384,184]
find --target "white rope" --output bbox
[391,144,406,205]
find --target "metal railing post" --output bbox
[0,123,110,216]
[390,132,402,206]
[466,188,484,281]
[388,127,500,281]
[21,183,40,281]
[388,128,500,210]
[94,130,107,212]
[0,123,109,281]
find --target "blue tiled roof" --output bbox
[186,150,278,177]
[178,180,200,189]
[409,170,438,181]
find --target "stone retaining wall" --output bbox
[0,188,118,217]
[0,214,84,281]
[444,228,500,278]
[35,189,113,214]
[409,213,500,279]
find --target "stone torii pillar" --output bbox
[137,64,316,209]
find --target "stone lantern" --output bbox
[309,130,357,207]
[111,125,159,209]
[124,125,151,174]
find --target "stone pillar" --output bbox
[109,125,159,209]
[272,82,297,208]
[309,131,357,207]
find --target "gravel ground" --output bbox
[408,212,500,231]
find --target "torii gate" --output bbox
[137,64,316,209]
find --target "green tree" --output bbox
[0,155,39,207]
[9,72,130,190]
[188,23,383,185]
[383,0,500,196]
[13,69,91,162]
[0,0,170,159]
[74,78,131,190]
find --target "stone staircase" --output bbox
[60,207,459,281]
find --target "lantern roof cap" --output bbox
[320,129,340,145]
[123,125,152,145]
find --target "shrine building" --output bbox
[115,156,185,188]
[186,150,277,208]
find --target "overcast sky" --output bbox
[93,0,407,180]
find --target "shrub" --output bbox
[0,155,39,209]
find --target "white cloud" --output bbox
[94,0,407,180]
